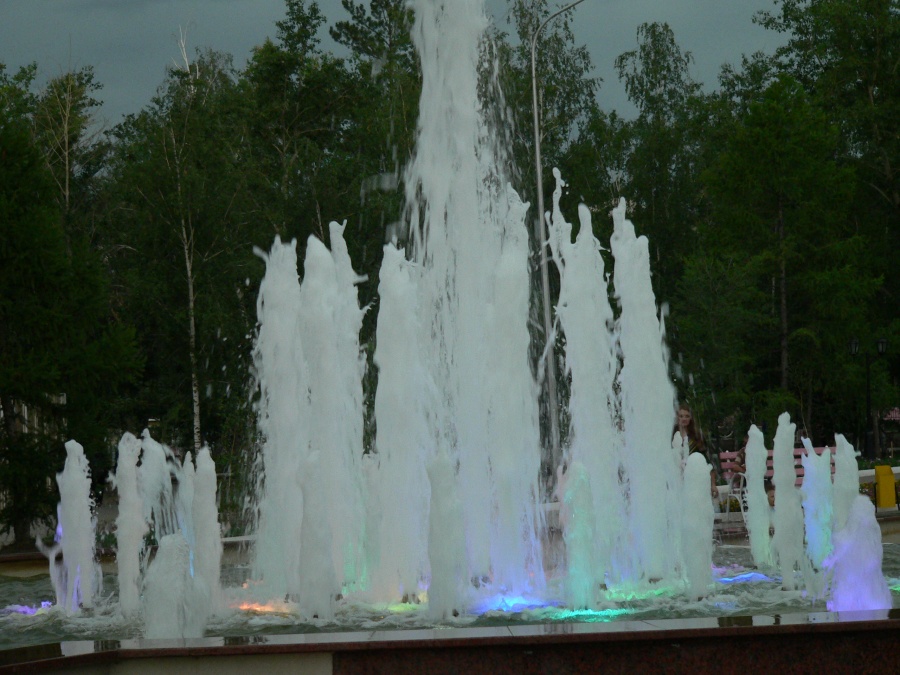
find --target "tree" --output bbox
[0,100,139,543]
[105,49,262,456]
[32,67,103,222]
[699,75,879,437]
[756,0,900,414]
[497,0,598,203]
[757,0,900,213]
[613,22,708,301]
[328,0,421,338]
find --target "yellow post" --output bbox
[874,465,897,509]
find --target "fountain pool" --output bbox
[2,542,899,652]
[2,0,899,670]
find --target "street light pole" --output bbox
[531,0,586,477]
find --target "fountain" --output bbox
[1,0,898,669]
[34,440,101,614]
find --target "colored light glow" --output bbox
[472,594,554,614]
[604,586,676,603]
[4,601,52,616]
[544,607,634,622]
[385,602,419,613]
[235,600,292,614]
[718,572,773,584]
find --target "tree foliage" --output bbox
[0,78,140,542]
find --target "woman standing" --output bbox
[674,404,719,498]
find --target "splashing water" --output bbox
[825,496,891,613]
[248,0,691,615]
[143,533,210,639]
[107,432,224,635]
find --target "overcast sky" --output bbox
[1,0,787,127]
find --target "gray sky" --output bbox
[1,0,787,127]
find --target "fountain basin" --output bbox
[3,532,900,672]
[2,610,900,674]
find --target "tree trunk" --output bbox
[181,218,202,455]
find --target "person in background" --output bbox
[734,434,748,475]
[674,404,719,499]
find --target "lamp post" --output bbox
[531,0,586,476]
[850,337,888,459]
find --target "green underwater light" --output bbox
[545,607,634,622]
[385,602,419,613]
[604,584,678,603]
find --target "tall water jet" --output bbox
[193,447,224,610]
[404,0,543,595]
[297,234,366,597]
[771,413,807,590]
[42,440,100,613]
[369,243,430,601]
[800,439,833,571]
[251,225,367,614]
[682,453,714,599]
[251,239,307,600]
[549,170,624,589]
[110,432,146,617]
[610,198,679,582]
[831,433,859,530]
[744,425,773,567]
